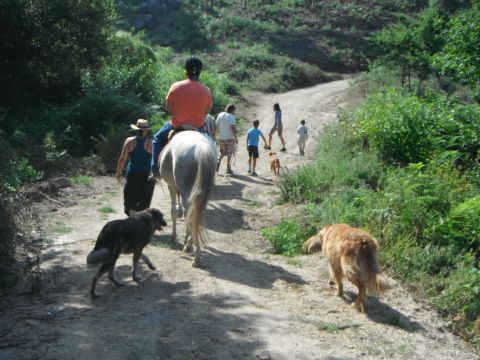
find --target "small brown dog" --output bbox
[318,224,390,313]
[269,152,280,175]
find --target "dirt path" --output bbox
[1,80,478,360]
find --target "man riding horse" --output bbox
[151,56,212,179]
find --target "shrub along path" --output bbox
[0,80,478,359]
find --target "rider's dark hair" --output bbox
[185,56,203,80]
[225,104,236,113]
[300,119,305,125]
[253,120,260,127]
[273,103,281,112]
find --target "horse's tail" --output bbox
[186,141,216,247]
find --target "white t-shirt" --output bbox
[216,112,236,140]
[297,124,308,139]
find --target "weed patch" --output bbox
[70,175,92,186]
[52,225,74,234]
[98,206,116,214]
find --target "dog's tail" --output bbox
[342,238,391,294]
[301,238,311,254]
[362,240,391,293]
[369,273,391,293]
[301,235,321,255]
[86,248,110,266]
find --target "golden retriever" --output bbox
[318,224,390,312]
[269,152,280,175]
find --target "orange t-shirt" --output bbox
[166,79,212,128]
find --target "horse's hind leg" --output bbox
[183,222,193,253]
[176,191,183,218]
[192,234,201,268]
[168,186,178,242]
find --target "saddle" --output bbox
[167,124,199,141]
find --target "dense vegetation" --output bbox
[0,0,428,181]
[0,0,427,292]
[264,0,480,344]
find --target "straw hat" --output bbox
[130,119,150,130]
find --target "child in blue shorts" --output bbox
[246,120,267,176]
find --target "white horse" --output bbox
[204,114,216,140]
[159,130,217,267]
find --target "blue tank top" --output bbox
[127,137,151,173]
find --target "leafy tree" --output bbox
[432,0,472,13]
[0,0,115,105]
[369,21,417,89]
[434,1,480,86]
[369,9,445,91]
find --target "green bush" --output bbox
[435,255,480,326]
[0,132,42,192]
[381,161,474,244]
[262,219,304,257]
[433,196,480,254]
[93,124,129,173]
[356,89,480,166]
[279,122,383,203]
[58,93,157,157]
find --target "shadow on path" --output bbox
[205,204,246,233]
[202,247,306,289]
[342,290,425,333]
[0,251,269,360]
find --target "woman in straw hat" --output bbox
[116,119,155,216]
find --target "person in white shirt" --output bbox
[296,119,308,155]
[215,104,238,174]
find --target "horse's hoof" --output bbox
[192,260,201,268]
[148,265,156,271]
[91,291,100,299]
[183,245,193,253]
[176,207,183,218]
[133,275,143,283]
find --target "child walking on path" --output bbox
[264,103,286,152]
[246,120,267,176]
[296,119,308,155]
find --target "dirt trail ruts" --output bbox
[1,80,478,360]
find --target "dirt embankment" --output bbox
[0,80,478,360]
